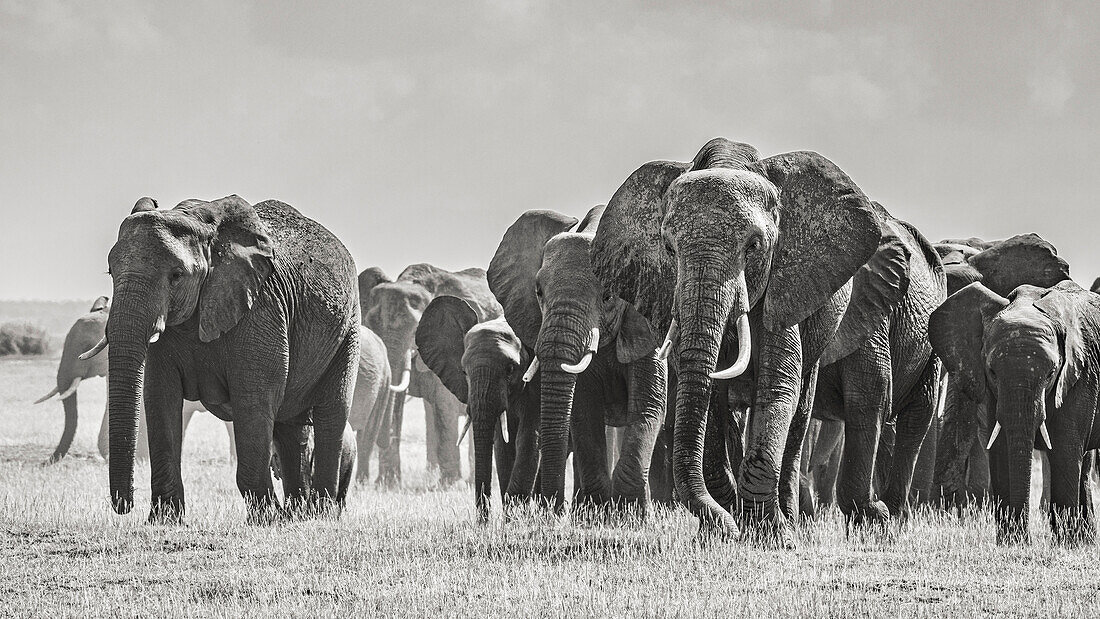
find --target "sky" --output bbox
[1,0,1097,300]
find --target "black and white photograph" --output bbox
[1,1,1098,616]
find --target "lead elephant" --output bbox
[360,264,502,487]
[34,296,235,464]
[805,206,946,523]
[591,139,889,545]
[488,206,668,516]
[931,280,1100,544]
[415,296,541,520]
[85,195,360,523]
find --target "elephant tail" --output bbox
[34,385,60,404]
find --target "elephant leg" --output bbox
[571,396,611,511]
[136,406,151,462]
[1039,450,1052,512]
[703,385,737,514]
[809,373,844,514]
[376,393,404,487]
[874,422,895,498]
[424,400,440,473]
[649,371,677,506]
[779,363,818,523]
[225,423,237,462]
[97,400,110,459]
[818,432,843,509]
[505,411,540,505]
[306,330,357,513]
[967,409,992,505]
[911,412,939,505]
[835,333,891,526]
[272,423,310,514]
[882,359,938,520]
[1048,444,1094,545]
[142,366,186,524]
[431,399,462,487]
[799,419,821,519]
[494,417,517,498]
[1078,451,1097,540]
[355,428,374,483]
[232,410,280,523]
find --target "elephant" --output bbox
[487,205,668,516]
[360,265,502,487]
[928,235,1073,506]
[347,325,393,484]
[84,195,360,523]
[802,206,946,523]
[415,295,541,520]
[591,138,892,544]
[34,296,235,464]
[930,279,1100,544]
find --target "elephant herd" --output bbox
[31,139,1100,546]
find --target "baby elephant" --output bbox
[930,280,1100,544]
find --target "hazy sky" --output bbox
[2,0,1097,300]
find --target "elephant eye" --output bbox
[746,235,763,254]
[169,268,184,284]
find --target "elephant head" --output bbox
[360,269,430,393]
[591,138,884,529]
[487,206,658,507]
[936,234,1070,298]
[415,295,537,519]
[89,196,274,514]
[930,280,1091,542]
[35,296,111,464]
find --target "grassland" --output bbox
[2,356,1099,617]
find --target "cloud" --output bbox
[0,0,164,54]
[1027,64,1075,116]
[807,71,890,122]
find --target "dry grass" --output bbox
[2,357,1098,617]
[0,322,51,357]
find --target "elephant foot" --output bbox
[147,496,185,525]
[843,499,890,533]
[244,493,286,526]
[736,498,795,549]
[882,495,913,525]
[1050,508,1097,546]
[798,484,817,521]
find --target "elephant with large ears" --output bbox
[85,196,360,523]
[360,264,502,486]
[591,138,888,544]
[807,206,946,524]
[488,205,668,516]
[35,296,236,464]
[929,235,1072,505]
[931,279,1100,544]
[415,295,541,521]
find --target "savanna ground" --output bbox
[2,327,1099,616]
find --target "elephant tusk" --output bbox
[710,313,752,380]
[148,332,160,344]
[986,421,1002,450]
[500,414,509,444]
[656,319,678,361]
[56,377,81,401]
[522,357,540,383]
[389,351,413,393]
[561,327,600,373]
[456,418,472,447]
[149,315,165,344]
[934,372,949,419]
[1038,422,1053,451]
[79,335,108,360]
[33,386,60,404]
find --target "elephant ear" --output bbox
[929,283,1009,403]
[358,267,392,315]
[750,152,883,331]
[819,217,911,366]
[1091,277,1100,295]
[614,301,658,364]
[487,210,578,348]
[577,204,606,234]
[183,195,275,343]
[415,295,478,404]
[590,160,691,335]
[89,296,110,313]
[1033,280,1091,408]
[969,234,1070,297]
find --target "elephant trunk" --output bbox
[45,390,80,464]
[673,260,746,533]
[467,369,501,522]
[997,390,1042,543]
[105,286,158,514]
[539,367,578,511]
